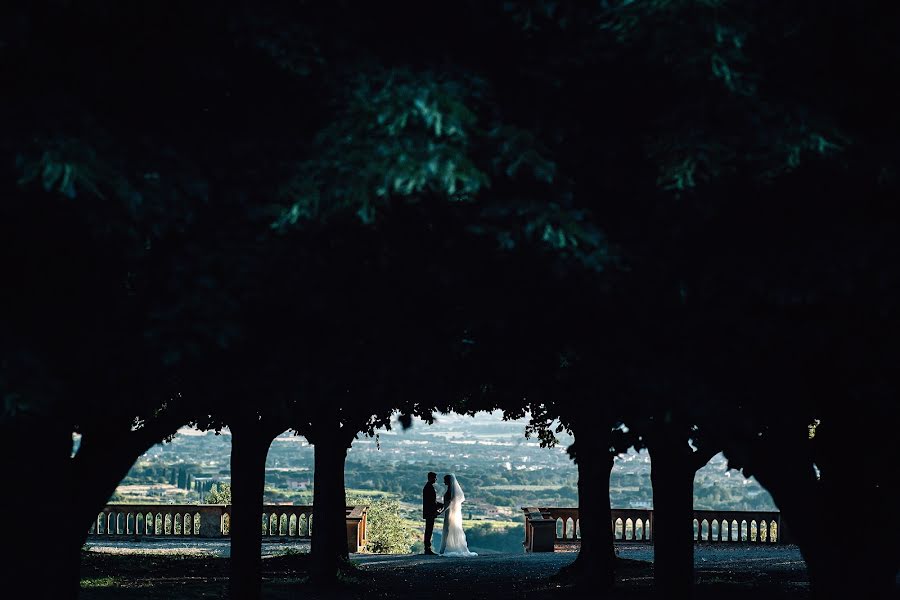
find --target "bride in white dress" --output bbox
[439,474,478,557]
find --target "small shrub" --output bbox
[348,495,418,554]
[204,483,232,504]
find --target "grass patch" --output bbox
[403,518,522,530]
[81,576,125,588]
[481,484,563,491]
[462,519,521,528]
[266,546,310,558]
[345,488,396,499]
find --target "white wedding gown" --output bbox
[439,474,478,557]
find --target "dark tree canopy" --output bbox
[2,1,899,599]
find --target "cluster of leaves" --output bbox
[347,495,417,555]
[204,483,233,505]
[273,70,488,227]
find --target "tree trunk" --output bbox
[649,443,696,599]
[310,436,349,584]
[0,419,78,599]
[818,446,897,600]
[0,418,173,599]
[753,442,860,599]
[229,424,275,600]
[827,489,897,600]
[72,425,174,525]
[560,436,616,589]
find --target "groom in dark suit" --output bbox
[422,471,443,555]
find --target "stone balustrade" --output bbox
[88,504,368,553]
[523,507,789,552]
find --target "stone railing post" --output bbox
[197,505,225,538]
[345,505,367,553]
[522,507,556,552]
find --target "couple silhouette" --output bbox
[421,471,477,557]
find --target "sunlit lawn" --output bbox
[480,484,562,491]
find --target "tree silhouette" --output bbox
[2,2,900,599]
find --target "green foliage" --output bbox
[505,0,853,196]
[80,576,124,588]
[17,143,110,201]
[364,499,417,555]
[349,495,416,554]
[204,483,232,504]
[267,64,613,269]
[463,522,524,553]
[273,69,490,228]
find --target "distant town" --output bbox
[104,411,776,523]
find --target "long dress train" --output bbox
[439,474,477,557]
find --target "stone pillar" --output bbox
[345,506,367,553]
[197,506,224,538]
[528,518,557,552]
[524,519,532,550]
[346,519,361,553]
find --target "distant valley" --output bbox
[109,411,777,519]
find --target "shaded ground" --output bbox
[80,543,812,599]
